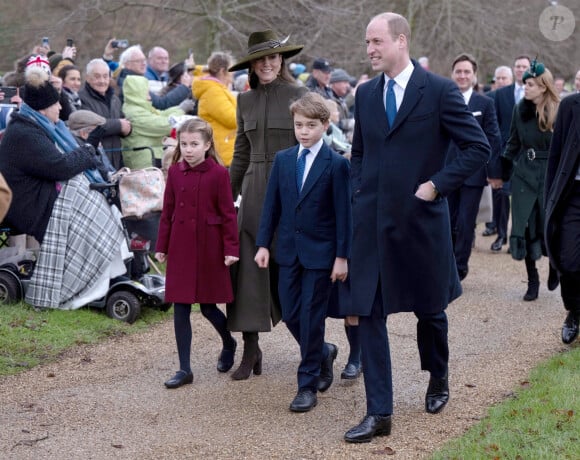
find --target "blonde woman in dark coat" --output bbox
[227,30,307,380]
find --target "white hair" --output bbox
[85,58,110,75]
[119,45,144,66]
[494,65,513,78]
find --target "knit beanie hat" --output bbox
[26,54,52,75]
[22,66,60,111]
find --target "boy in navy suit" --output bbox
[255,92,352,412]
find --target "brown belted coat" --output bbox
[227,78,307,332]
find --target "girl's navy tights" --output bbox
[173,303,235,373]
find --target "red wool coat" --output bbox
[156,158,239,304]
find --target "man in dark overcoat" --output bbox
[446,53,502,280]
[544,93,580,344]
[343,12,490,443]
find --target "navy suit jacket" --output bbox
[256,142,352,270]
[488,83,516,146]
[446,91,502,185]
[349,61,490,315]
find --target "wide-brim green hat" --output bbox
[229,30,304,72]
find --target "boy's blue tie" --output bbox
[296,149,310,192]
[385,78,397,128]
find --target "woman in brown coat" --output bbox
[227,30,308,380]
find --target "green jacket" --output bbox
[503,99,553,260]
[227,78,307,332]
[121,75,183,170]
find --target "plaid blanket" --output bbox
[26,174,127,309]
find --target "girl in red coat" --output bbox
[155,118,240,388]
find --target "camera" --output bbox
[111,39,129,49]
[41,37,49,47]
[66,38,74,47]
[0,86,18,100]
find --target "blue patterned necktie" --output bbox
[296,149,310,192]
[385,78,397,128]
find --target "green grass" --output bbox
[432,346,580,460]
[0,301,172,376]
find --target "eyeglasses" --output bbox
[127,59,146,64]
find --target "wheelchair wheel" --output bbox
[106,291,141,324]
[0,271,21,304]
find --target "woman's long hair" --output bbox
[531,69,560,132]
[171,118,223,166]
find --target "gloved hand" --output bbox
[86,125,107,149]
[178,98,196,114]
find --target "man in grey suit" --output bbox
[343,12,490,443]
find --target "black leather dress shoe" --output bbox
[318,343,338,392]
[457,268,468,281]
[482,227,497,237]
[490,236,506,252]
[425,374,449,413]
[340,362,362,380]
[164,370,194,389]
[562,312,580,345]
[344,415,392,443]
[217,339,237,373]
[289,390,317,412]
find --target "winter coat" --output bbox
[502,99,553,260]
[0,112,98,243]
[117,68,190,110]
[156,158,239,304]
[121,75,183,169]
[193,76,237,167]
[227,78,308,332]
[545,93,580,273]
[349,65,489,316]
[323,122,351,155]
[78,83,127,170]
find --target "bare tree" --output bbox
[1,0,578,85]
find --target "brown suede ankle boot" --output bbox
[231,332,262,380]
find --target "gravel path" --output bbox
[0,231,570,459]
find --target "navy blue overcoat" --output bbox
[349,62,490,315]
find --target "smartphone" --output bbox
[66,38,74,47]
[111,39,129,49]
[42,37,49,47]
[0,86,17,100]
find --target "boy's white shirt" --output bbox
[298,138,324,188]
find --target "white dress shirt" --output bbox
[383,61,415,112]
[298,138,323,188]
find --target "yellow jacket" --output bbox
[193,76,237,166]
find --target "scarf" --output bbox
[19,103,105,183]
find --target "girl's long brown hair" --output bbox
[171,118,223,166]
